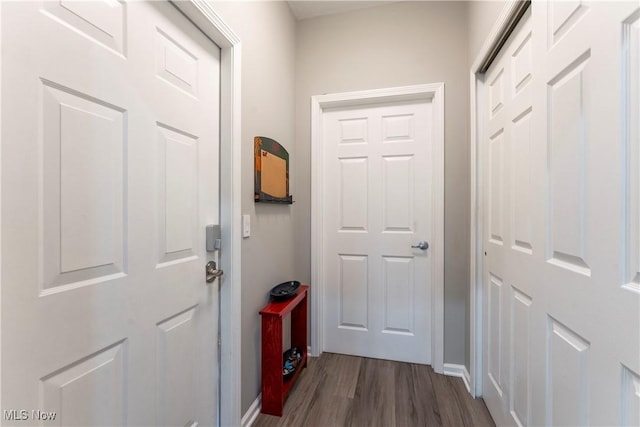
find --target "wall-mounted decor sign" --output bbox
[254,136,293,204]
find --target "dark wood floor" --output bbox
[253,353,495,427]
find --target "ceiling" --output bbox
[286,1,404,20]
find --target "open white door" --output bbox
[481,2,639,426]
[1,1,221,425]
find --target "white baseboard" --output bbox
[463,367,471,394]
[443,363,472,395]
[241,393,261,427]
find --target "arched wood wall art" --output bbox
[254,136,293,204]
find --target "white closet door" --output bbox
[482,2,639,426]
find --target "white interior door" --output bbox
[482,2,640,426]
[323,100,433,364]
[1,1,221,425]
[481,10,534,426]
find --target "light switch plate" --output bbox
[242,214,250,238]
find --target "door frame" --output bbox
[468,0,530,398]
[310,83,445,374]
[0,1,243,425]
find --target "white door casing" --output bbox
[311,84,444,371]
[478,2,640,426]
[0,1,238,425]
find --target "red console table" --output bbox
[259,285,308,416]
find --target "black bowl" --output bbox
[270,280,301,301]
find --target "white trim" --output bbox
[469,0,526,400]
[443,363,472,395]
[171,2,242,426]
[310,83,445,373]
[240,394,261,427]
[463,365,471,393]
[0,2,3,416]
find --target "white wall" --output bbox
[209,1,297,414]
[468,1,507,65]
[294,1,471,367]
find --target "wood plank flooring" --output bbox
[253,353,495,427]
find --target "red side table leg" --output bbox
[291,293,308,368]
[261,315,283,416]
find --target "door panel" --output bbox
[482,3,640,426]
[157,124,199,265]
[41,341,127,426]
[41,81,127,292]
[339,157,368,231]
[41,0,126,56]
[547,318,590,427]
[156,308,197,427]
[1,2,220,425]
[621,366,640,426]
[324,101,432,364]
[547,51,590,275]
[509,286,531,427]
[339,254,369,330]
[382,256,414,334]
[382,155,414,232]
[510,108,533,254]
[489,130,505,245]
[487,273,504,397]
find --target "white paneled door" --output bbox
[482,2,639,426]
[323,100,433,364]
[2,2,220,425]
